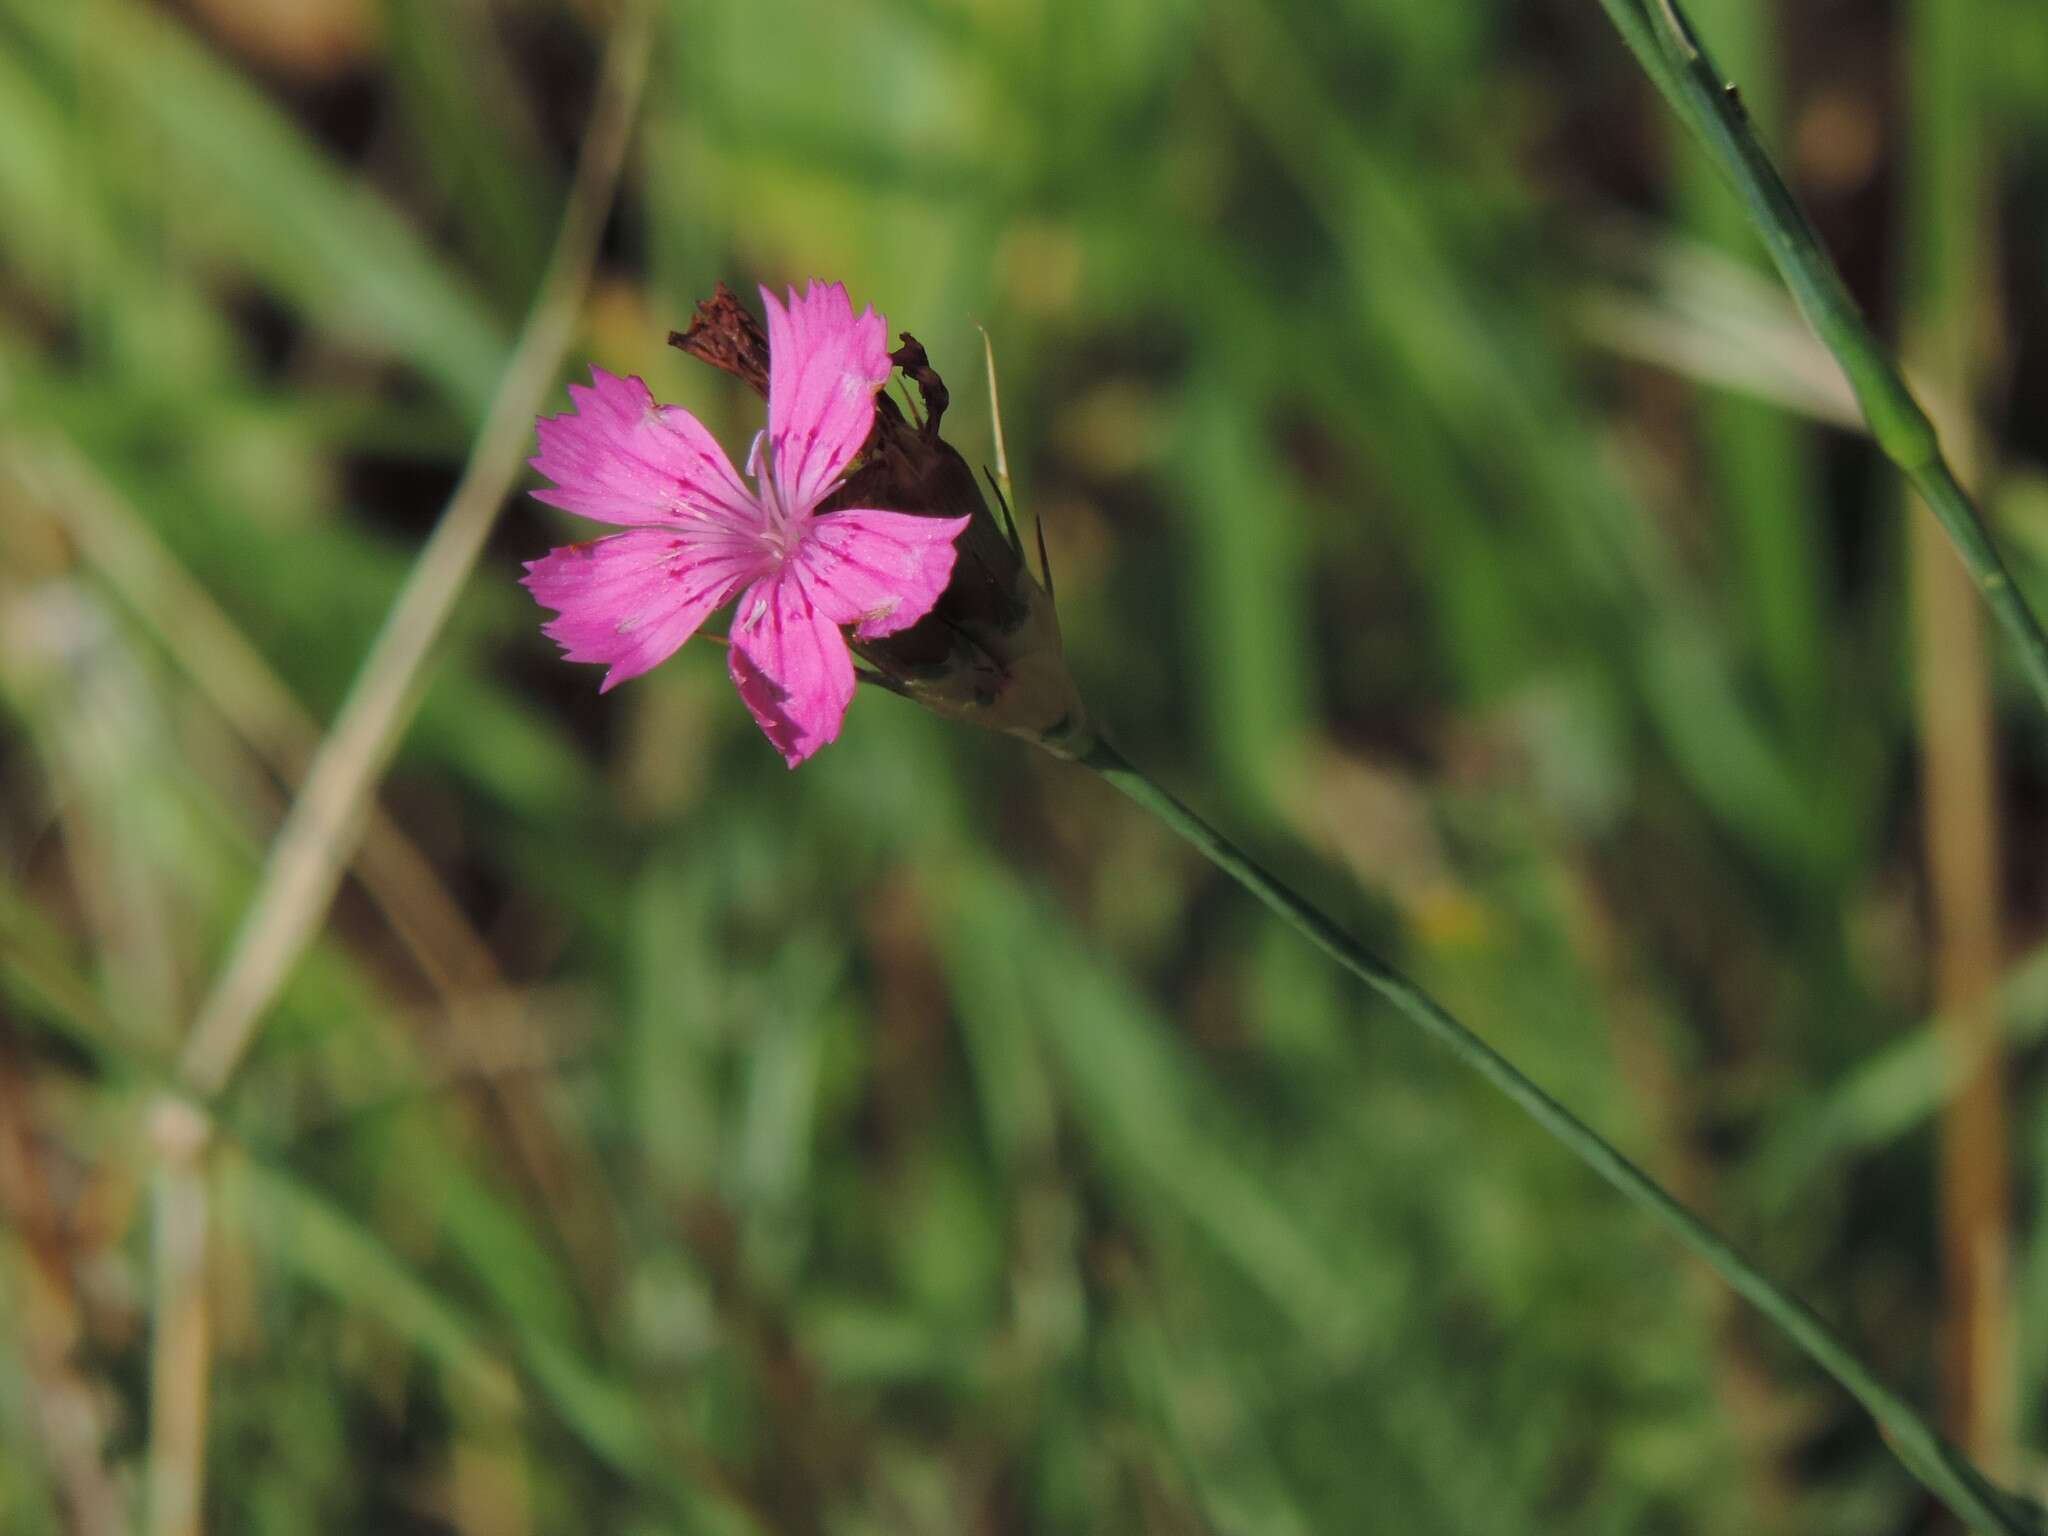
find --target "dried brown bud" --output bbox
[669,283,770,397]
[672,288,1090,754]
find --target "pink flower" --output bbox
[522,281,971,766]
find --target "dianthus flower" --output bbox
[522,281,970,765]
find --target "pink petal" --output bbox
[530,366,760,530]
[760,281,892,514]
[726,566,857,767]
[522,528,765,692]
[795,509,971,639]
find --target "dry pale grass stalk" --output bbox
[0,435,499,1002]
[1912,508,2015,1470]
[2,438,626,1300]
[1902,0,2014,1470]
[134,5,654,1528]
[144,1098,211,1536]
[1575,286,1862,429]
[177,0,652,1098]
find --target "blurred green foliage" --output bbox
[3,0,2048,1531]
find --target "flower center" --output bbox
[747,432,809,566]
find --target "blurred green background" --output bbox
[4,0,2048,1530]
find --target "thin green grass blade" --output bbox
[1759,942,2048,1189]
[1671,0,1826,744]
[1079,737,2038,1536]
[1591,0,2048,722]
[1209,0,1824,872]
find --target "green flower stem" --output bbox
[1077,735,2032,1535]
[1591,0,2048,719]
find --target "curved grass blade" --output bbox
[1590,0,2048,723]
[1080,737,2039,1536]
